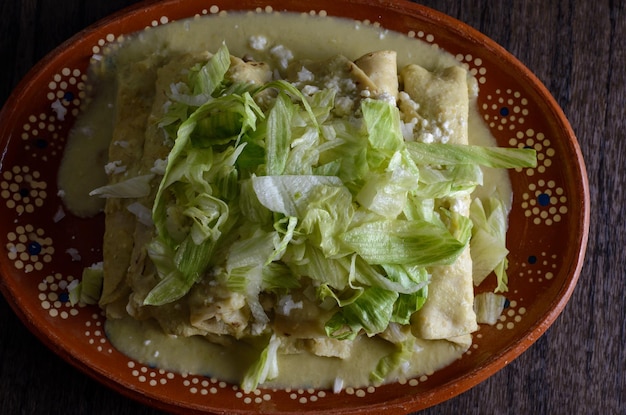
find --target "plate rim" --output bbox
[0,0,590,413]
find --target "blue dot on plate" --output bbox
[19,188,29,197]
[35,138,48,149]
[27,241,42,255]
[528,255,537,264]
[64,91,74,101]
[59,292,70,303]
[537,193,550,206]
[500,107,509,116]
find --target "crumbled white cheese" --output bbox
[401,118,418,141]
[301,84,320,96]
[104,160,126,175]
[248,35,269,51]
[324,76,356,94]
[376,91,396,106]
[421,132,435,144]
[127,202,154,227]
[398,91,420,112]
[150,158,167,175]
[65,248,81,261]
[297,67,314,83]
[89,261,104,270]
[269,45,293,69]
[251,322,268,336]
[53,205,65,223]
[51,99,67,121]
[277,295,303,316]
[442,120,451,133]
[113,140,129,148]
[334,96,355,117]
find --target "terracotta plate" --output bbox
[0,0,589,414]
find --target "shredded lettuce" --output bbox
[370,337,416,385]
[93,43,538,391]
[406,141,537,169]
[362,99,404,154]
[340,214,472,266]
[470,197,510,291]
[325,287,399,340]
[143,49,266,305]
[266,92,295,175]
[474,291,507,325]
[241,334,281,393]
[89,174,154,198]
[251,175,344,217]
[69,262,103,306]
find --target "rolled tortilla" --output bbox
[400,64,469,145]
[286,54,378,95]
[401,64,478,339]
[354,50,399,99]
[99,56,162,311]
[228,56,272,86]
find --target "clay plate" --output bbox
[0,0,589,414]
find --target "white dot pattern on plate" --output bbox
[483,89,529,131]
[1,166,47,215]
[5,224,54,273]
[0,4,573,408]
[235,387,276,404]
[128,361,175,386]
[84,313,114,353]
[519,251,558,283]
[495,300,527,331]
[284,388,331,404]
[510,128,555,176]
[19,74,85,162]
[521,180,568,226]
[37,272,81,319]
[456,53,487,84]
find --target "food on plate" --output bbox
[59,11,536,392]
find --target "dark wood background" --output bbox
[0,1,623,414]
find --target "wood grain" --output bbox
[0,1,623,414]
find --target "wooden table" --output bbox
[0,1,622,414]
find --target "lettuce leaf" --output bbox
[470,197,510,291]
[89,174,154,198]
[325,286,399,340]
[340,213,472,267]
[241,334,281,393]
[406,141,537,169]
